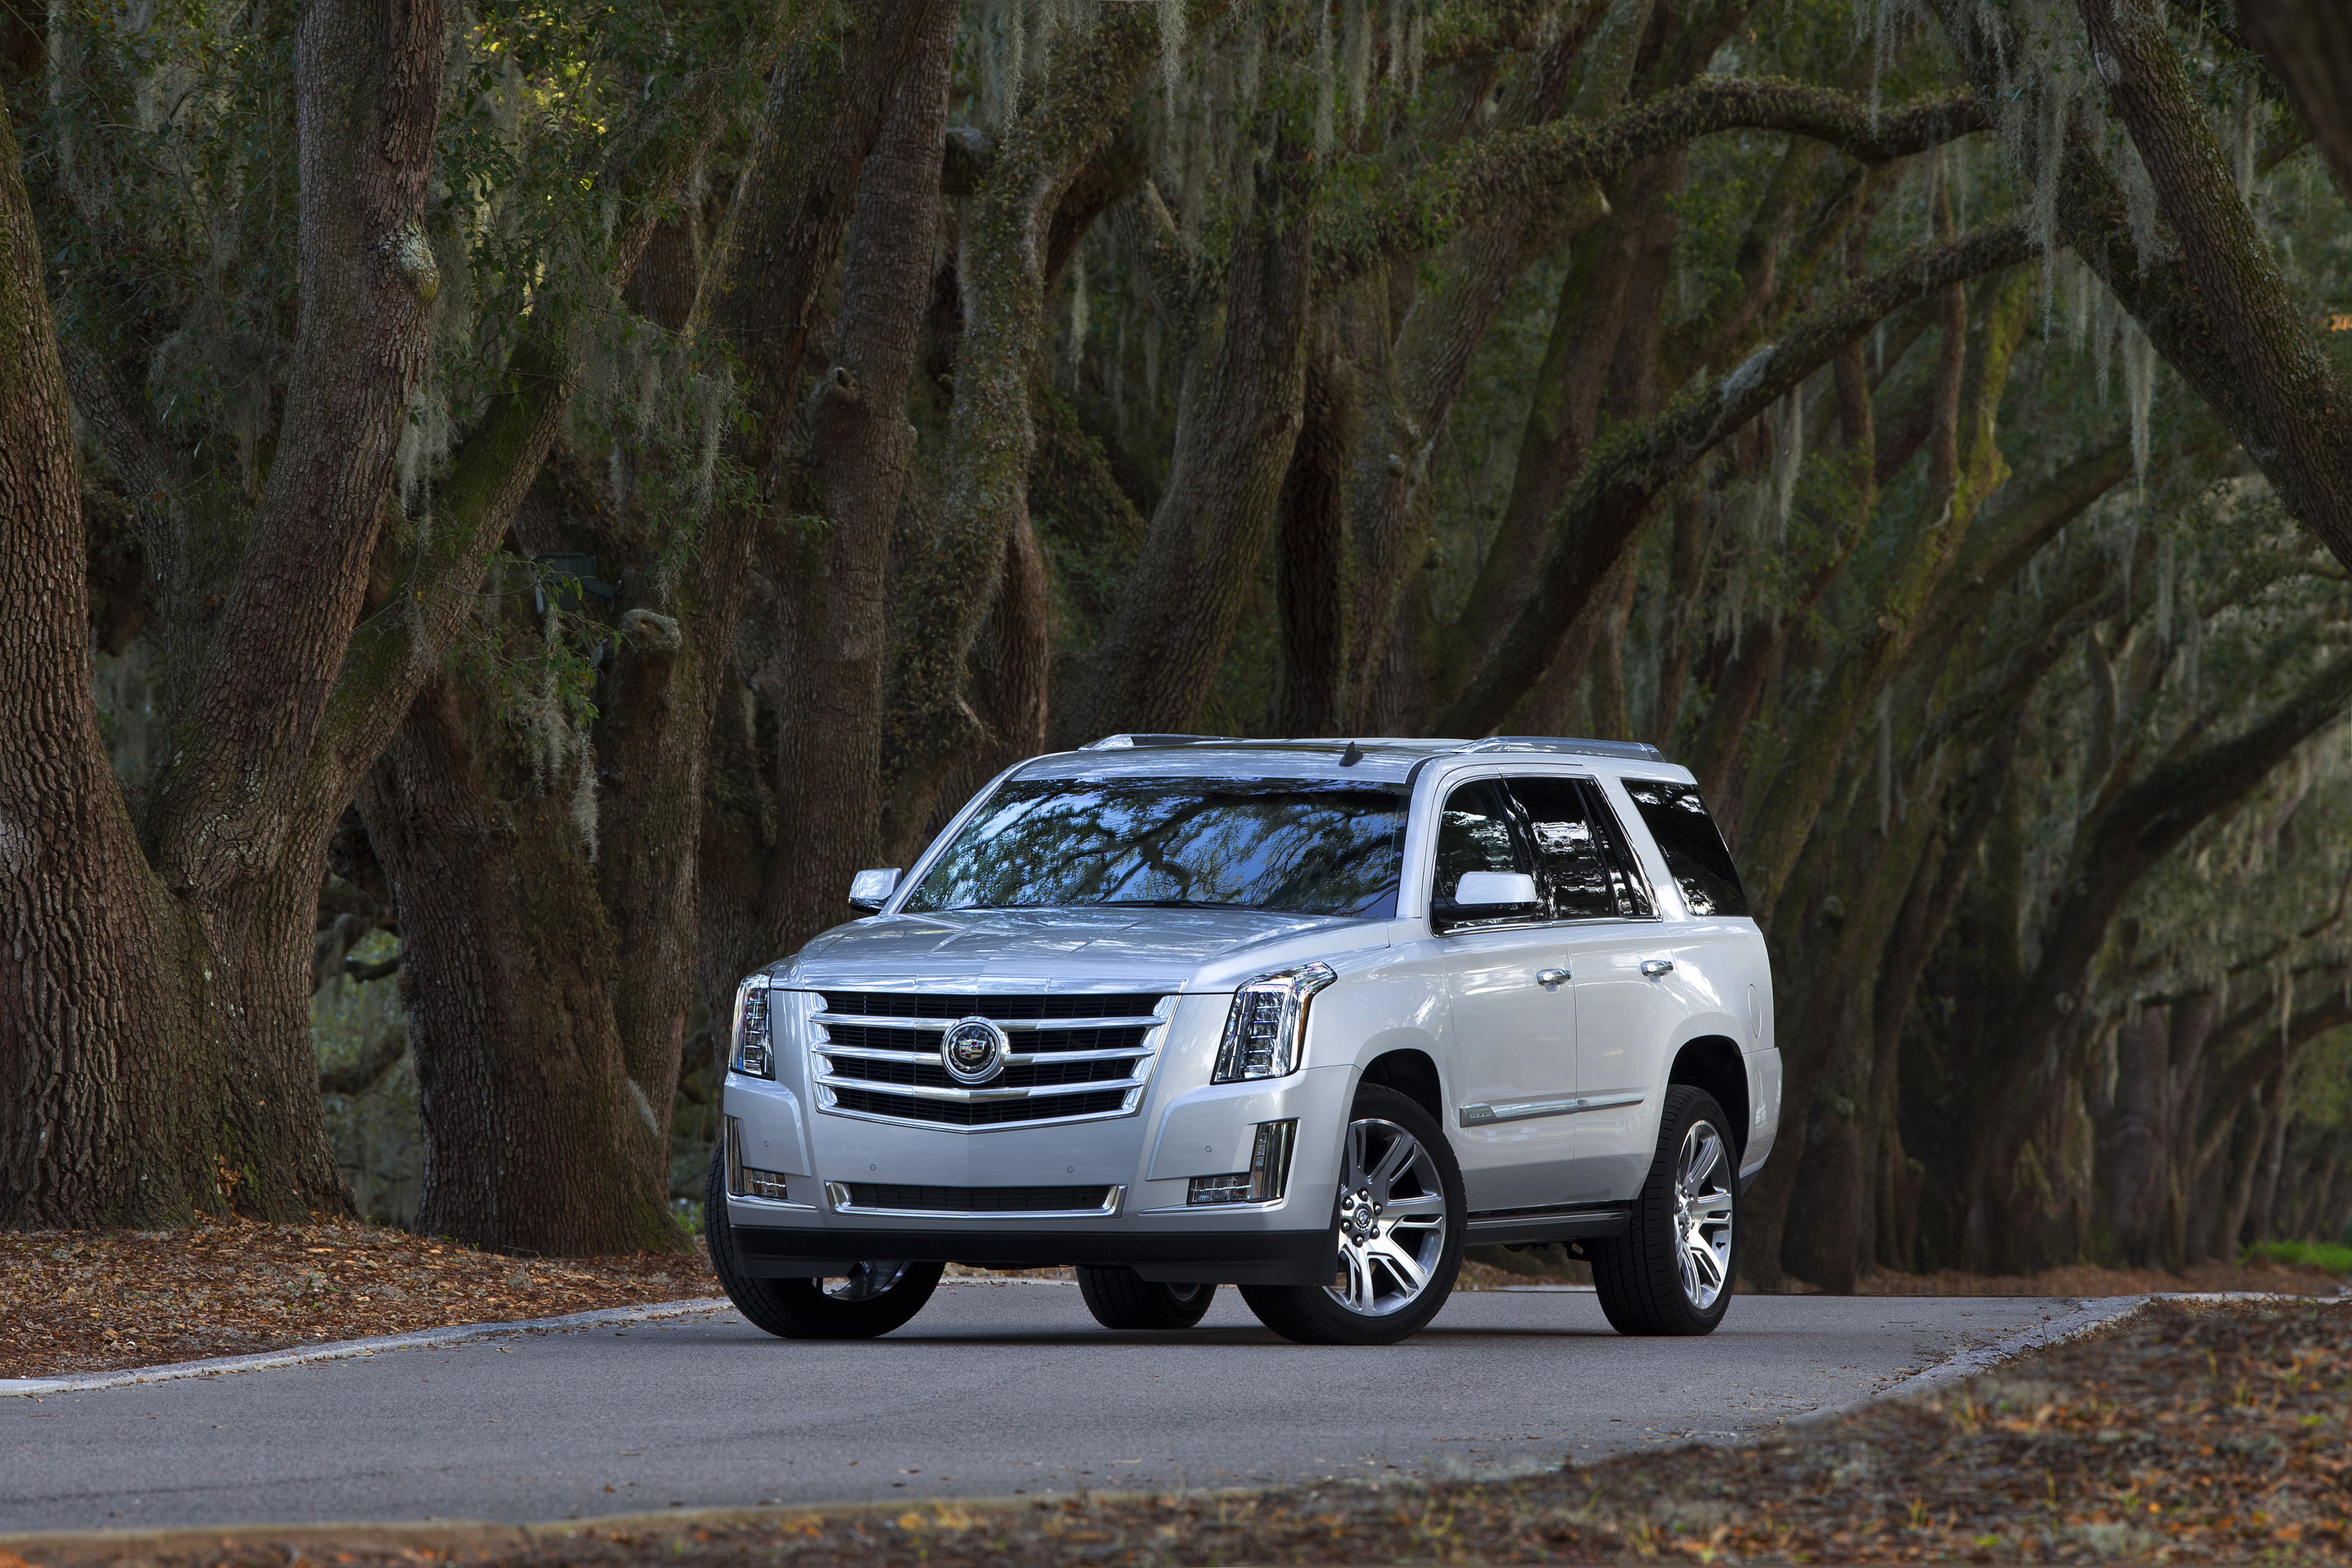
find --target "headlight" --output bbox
[731,980,774,1078]
[1213,963,1338,1083]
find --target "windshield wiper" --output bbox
[1094,898,1265,910]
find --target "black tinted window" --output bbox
[903,776,1406,919]
[1623,779,1748,917]
[1504,777,1617,920]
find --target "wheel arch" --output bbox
[1667,1033,1749,1159]
[1356,1047,1443,1123]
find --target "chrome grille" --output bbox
[820,992,1165,1020]
[810,990,1171,1131]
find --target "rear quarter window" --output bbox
[1622,779,1749,918]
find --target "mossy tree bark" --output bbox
[1063,157,1316,738]
[880,4,1167,837]
[705,0,960,984]
[1928,0,2352,572]
[1439,218,2036,738]
[0,0,448,1226]
[1955,650,2352,1271]
[2235,0,2352,201]
[359,0,943,1254]
[1751,463,2147,1287]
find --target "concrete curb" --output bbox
[0,1277,1098,1400]
[0,1298,737,1399]
[1785,1288,2334,1428]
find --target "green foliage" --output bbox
[2241,1240,2352,1275]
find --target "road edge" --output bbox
[0,1298,736,1399]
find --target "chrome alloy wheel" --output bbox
[1672,1121,1735,1311]
[1327,1116,1450,1316]
[824,1261,912,1302]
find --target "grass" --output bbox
[2244,1239,2352,1276]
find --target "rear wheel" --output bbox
[1590,1085,1737,1336]
[1076,1267,1218,1330]
[705,1149,944,1338]
[1240,1084,1463,1345]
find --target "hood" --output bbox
[770,906,1363,992]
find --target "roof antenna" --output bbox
[1340,740,1365,767]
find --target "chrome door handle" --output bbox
[1640,958,1675,978]
[1535,967,1570,989]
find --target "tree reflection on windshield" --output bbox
[902,777,1407,919]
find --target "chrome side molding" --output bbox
[1459,1091,1645,1127]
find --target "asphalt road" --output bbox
[2,1283,2077,1533]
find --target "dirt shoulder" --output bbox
[0,1220,717,1381]
[1848,1258,2350,1298]
[6,1296,2347,1565]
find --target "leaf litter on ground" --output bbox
[0,1218,715,1380]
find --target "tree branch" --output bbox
[1439,217,2035,737]
[2235,0,2352,200]
[1320,75,1990,280]
[1928,0,2352,572]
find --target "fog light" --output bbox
[1186,1120,1296,1205]
[1187,1172,1253,1205]
[742,1168,789,1201]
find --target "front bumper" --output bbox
[725,1221,1333,1284]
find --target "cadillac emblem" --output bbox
[940,1016,1011,1085]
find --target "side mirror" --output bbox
[1434,870,1541,932]
[847,868,902,913]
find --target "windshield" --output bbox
[901,776,1408,919]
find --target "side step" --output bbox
[1464,1206,1632,1247]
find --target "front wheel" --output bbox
[705,1149,944,1338]
[1076,1267,1218,1330]
[1590,1084,1738,1336]
[1240,1084,1464,1345]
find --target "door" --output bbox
[1432,778,1579,1210]
[1509,776,1679,1204]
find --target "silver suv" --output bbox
[708,735,1780,1345]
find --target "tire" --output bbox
[1240,1084,1465,1345]
[1590,1084,1738,1337]
[704,1149,944,1339]
[1076,1267,1218,1330]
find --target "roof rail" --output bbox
[1457,735,1666,761]
[1080,733,1237,750]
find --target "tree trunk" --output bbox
[358,677,678,1254]
[2104,1005,2172,1266]
[0,0,452,1225]
[1960,655,2352,1269]
[884,5,1164,825]
[359,0,938,1250]
[1272,328,1359,736]
[1064,164,1315,737]
[1775,753,1951,1291]
[764,0,956,951]
[2069,0,2352,570]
